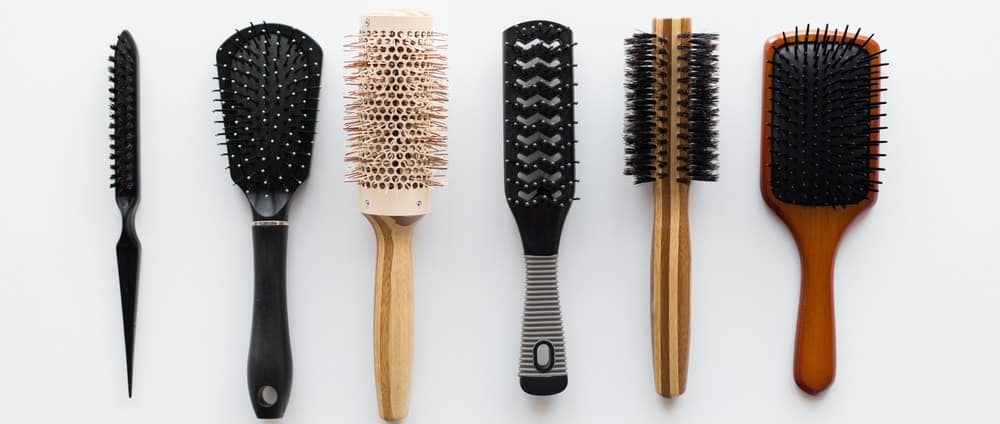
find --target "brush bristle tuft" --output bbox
[768,25,886,206]
[214,23,322,196]
[676,33,720,183]
[624,31,720,184]
[623,32,667,184]
[109,30,138,196]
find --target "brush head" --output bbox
[215,22,322,218]
[765,25,886,207]
[109,30,139,201]
[623,31,719,184]
[345,11,447,216]
[503,20,576,255]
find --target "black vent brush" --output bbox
[214,22,322,418]
[108,29,140,398]
[761,25,886,394]
[623,17,719,397]
[503,20,577,396]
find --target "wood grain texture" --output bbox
[365,213,421,421]
[650,17,691,399]
[760,30,883,395]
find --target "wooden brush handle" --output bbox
[651,179,690,397]
[365,214,419,421]
[649,16,693,399]
[793,238,838,394]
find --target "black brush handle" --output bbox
[247,223,292,418]
[115,207,140,397]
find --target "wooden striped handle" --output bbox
[649,16,693,399]
[366,214,419,421]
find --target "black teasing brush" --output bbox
[108,29,140,399]
[213,22,322,419]
[623,32,720,184]
[503,20,576,397]
[768,25,887,206]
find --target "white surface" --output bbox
[0,0,996,422]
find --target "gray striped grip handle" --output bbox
[518,254,568,395]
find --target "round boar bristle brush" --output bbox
[623,17,720,397]
[502,19,578,396]
[108,29,140,398]
[345,10,447,421]
[761,24,887,395]
[213,22,323,418]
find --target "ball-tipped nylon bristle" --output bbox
[768,25,886,206]
[676,33,720,182]
[214,22,322,195]
[503,20,577,208]
[344,26,448,190]
[109,30,138,196]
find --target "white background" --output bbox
[0,0,996,422]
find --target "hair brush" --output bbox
[345,10,446,421]
[108,29,140,398]
[502,20,577,396]
[213,22,322,418]
[761,25,886,395]
[623,17,719,397]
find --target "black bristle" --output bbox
[768,25,886,206]
[503,21,576,209]
[109,30,138,196]
[623,33,660,184]
[676,33,720,182]
[624,31,718,185]
[214,23,322,196]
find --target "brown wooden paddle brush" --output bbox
[760,25,887,395]
[623,17,719,397]
[345,10,446,421]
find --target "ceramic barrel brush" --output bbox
[502,20,577,396]
[345,10,446,421]
[761,25,886,395]
[213,22,322,418]
[108,29,140,398]
[623,17,719,397]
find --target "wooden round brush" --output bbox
[624,17,719,398]
[760,25,886,394]
[345,10,446,421]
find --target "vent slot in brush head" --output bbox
[214,23,322,204]
[503,20,577,209]
[767,25,886,206]
[345,13,447,216]
[109,30,139,198]
[624,31,719,184]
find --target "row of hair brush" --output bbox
[106,13,886,420]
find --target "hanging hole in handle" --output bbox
[532,340,555,372]
[257,385,279,407]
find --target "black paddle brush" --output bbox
[213,22,322,418]
[109,29,140,398]
[503,20,577,396]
